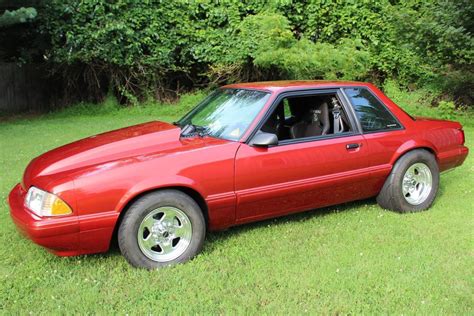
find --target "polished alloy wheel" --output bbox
[402,162,433,205]
[137,207,192,262]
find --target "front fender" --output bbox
[115,175,207,214]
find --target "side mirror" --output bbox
[250,132,278,147]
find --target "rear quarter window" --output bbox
[344,88,401,132]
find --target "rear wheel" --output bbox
[118,190,206,269]
[377,149,439,213]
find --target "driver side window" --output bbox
[260,93,353,142]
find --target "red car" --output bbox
[8,81,468,269]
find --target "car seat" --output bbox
[290,101,330,138]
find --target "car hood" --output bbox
[22,121,229,188]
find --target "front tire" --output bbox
[377,149,439,213]
[118,190,206,269]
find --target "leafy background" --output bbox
[0,0,473,109]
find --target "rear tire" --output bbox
[118,190,206,269]
[376,149,439,213]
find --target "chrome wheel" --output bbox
[402,162,433,205]
[137,207,192,262]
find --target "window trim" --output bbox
[341,87,405,134]
[246,88,363,147]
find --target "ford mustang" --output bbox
[8,81,468,269]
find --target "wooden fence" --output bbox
[0,63,52,113]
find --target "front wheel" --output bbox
[118,190,206,269]
[377,149,439,213]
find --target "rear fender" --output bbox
[389,139,438,166]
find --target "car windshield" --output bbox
[177,88,270,141]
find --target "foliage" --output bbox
[42,1,196,103]
[1,0,472,106]
[255,37,370,80]
[0,7,36,28]
[393,0,473,68]
[383,79,474,125]
[210,13,371,81]
[437,101,456,120]
[277,0,473,88]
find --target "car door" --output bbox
[341,87,408,188]
[234,89,374,223]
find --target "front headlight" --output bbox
[25,186,72,217]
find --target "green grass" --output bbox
[0,90,473,314]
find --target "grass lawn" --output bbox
[0,90,472,314]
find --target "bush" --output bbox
[24,0,471,106]
[43,1,197,103]
[438,101,456,120]
[0,7,37,28]
[204,13,371,82]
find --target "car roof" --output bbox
[222,80,372,93]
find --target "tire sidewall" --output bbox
[392,150,440,212]
[118,190,206,269]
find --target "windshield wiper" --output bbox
[197,127,211,137]
[180,124,209,138]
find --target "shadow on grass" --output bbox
[69,197,378,264]
[203,198,376,254]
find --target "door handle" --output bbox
[346,143,360,150]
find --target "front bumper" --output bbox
[8,184,118,256]
[8,184,80,255]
